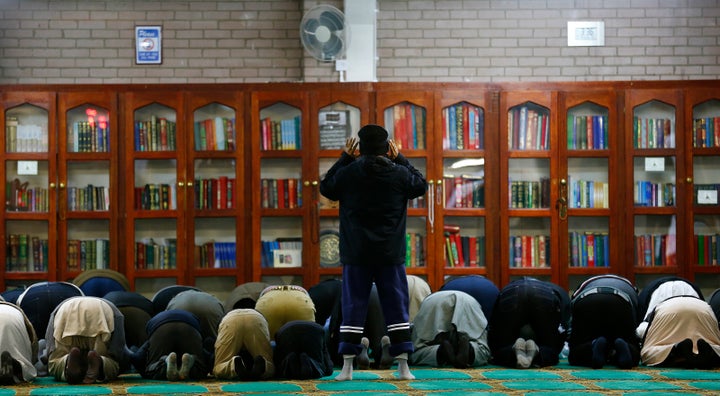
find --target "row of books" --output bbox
[5,117,48,153]
[694,184,720,205]
[693,116,720,148]
[194,241,236,269]
[634,233,676,267]
[67,239,110,271]
[444,225,485,267]
[384,103,426,150]
[509,234,550,268]
[194,177,235,210]
[134,184,177,210]
[68,121,110,153]
[633,181,675,207]
[508,105,550,151]
[444,175,485,208]
[134,116,177,152]
[5,234,48,272]
[260,238,302,268]
[260,116,301,150]
[569,231,610,268]
[135,238,177,270]
[408,196,426,209]
[441,103,484,150]
[632,116,675,149]
[696,234,720,266]
[260,178,302,209]
[509,178,551,209]
[406,232,426,268]
[5,185,49,212]
[67,185,110,211]
[194,117,236,151]
[567,114,609,150]
[568,179,609,209]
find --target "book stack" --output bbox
[69,120,110,152]
[194,116,235,151]
[5,234,48,272]
[194,176,235,209]
[568,179,609,209]
[5,117,47,153]
[444,175,485,208]
[405,232,426,268]
[384,102,426,150]
[134,115,177,151]
[443,224,485,268]
[569,231,610,267]
[261,238,302,268]
[67,185,110,211]
[634,234,676,267]
[134,183,177,210]
[260,116,301,150]
[194,241,236,268]
[508,104,550,151]
[442,102,484,150]
[632,116,674,149]
[135,238,177,270]
[695,234,720,266]
[67,239,110,271]
[693,116,720,148]
[633,181,675,207]
[260,178,302,209]
[509,178,551,209]
[5,181,50,212]
[567,114,608,150]
[509,234,549,268]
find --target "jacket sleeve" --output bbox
[394,153,428,199]
[319,152,354,201]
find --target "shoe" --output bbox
[83,350,103,384]
[591,336,608,369]
[513,338,530,369]
[437,340,456,367]
[64,347,86,384]
[614,338,634,369]
[250,355,266,379]
[179,353,194,380]
[454,333,472,369]
[356,337,370,370]
[0,351,15,385]
[379,336,394,369]
[165,352,179,381]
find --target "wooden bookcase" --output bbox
[2,81,720,295]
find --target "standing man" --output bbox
[320,124,427,381]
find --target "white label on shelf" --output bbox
[644,157,665,172]
[17,161,38,175]
[698,190,718,205]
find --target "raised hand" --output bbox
[344,136,359,157]
[388,139,399,160]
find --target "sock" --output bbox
[356,337,370,370]
[614,338,633,369]
[454,333,471,369]
[513,338,530,369]
[335,354,355,381]
[165,352,179,381]
[178,353,195,380]
[379,336,394,369]
[395,353,414,380]
[524,339,539,368]
[591,336,608,369]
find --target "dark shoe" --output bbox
[0,351,15,385]
[591,336,608,369]
[165,352,179,381]
[65,347,86,384]
[250,355,266,379]
[356,337,370,370]
[454,333,471,369]
[695,339,720,369]
[614,338,634,369]
[83,350,103,384]
[378,336,394,369]
[437,339,456,367]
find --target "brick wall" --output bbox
[0,0,718,84]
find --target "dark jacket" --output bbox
[319,152,427,266]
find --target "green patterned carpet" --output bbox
[5,362,720,395]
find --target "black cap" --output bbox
[358,124,389,156]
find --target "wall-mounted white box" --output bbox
[568,21,605,47]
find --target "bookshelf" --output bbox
[3,81,720,295]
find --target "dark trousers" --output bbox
[568,292,640,368]
[274,320,334,379]
[133,322,209,380]
[488,280,566,367]
[338,264,412,357]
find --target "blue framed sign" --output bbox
[135,26,162,64]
